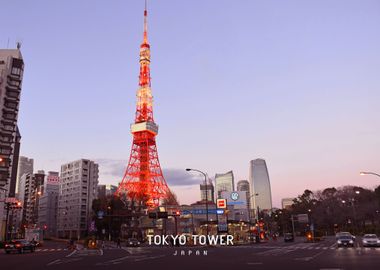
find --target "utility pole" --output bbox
[291,215,296,239]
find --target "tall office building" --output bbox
[215,171,234,199]
[237,180,251,212]
[0,46,25,239]
[0,46,24,191]
[19,171,45,226]
[16,156,34,193]
[200,181,214,202]
[249,159,273,214]
[38,172,59,237]
[97,184,117,199]
[57,159,98,239]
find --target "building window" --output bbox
[11,67,22,76]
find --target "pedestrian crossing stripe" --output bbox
[36,248,68,252]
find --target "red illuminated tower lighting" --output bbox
[116,2,170,208]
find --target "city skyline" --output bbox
[1,0,380,207]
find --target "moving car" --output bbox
[284,233,294,242]
[362,234,380,247]
[335,232,355,241]
[336,235,354,247]
[4,240,35,254]
[126,238,140,247]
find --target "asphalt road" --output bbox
[2,237,380,270]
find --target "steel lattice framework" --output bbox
[116,4,170,208]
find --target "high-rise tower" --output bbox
[116,3,170,208]
[249,159,273,213]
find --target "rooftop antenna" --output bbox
[7,38,10,49]
[143,0,148,43]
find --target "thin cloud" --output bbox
[94,158,202,187]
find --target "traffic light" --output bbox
[148,211,168,219]
[148,212,157,219]
[157,212,168,219]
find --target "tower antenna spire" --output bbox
[143,0,148,43]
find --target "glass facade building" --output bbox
[249,159,272,212]
[215,171,234,199]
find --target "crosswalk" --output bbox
[232,242,380,253]
[36,248,68,252]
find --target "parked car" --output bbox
[4,240,35,254]
[126,238,140,247]
[284,233,294,242]
[362,234,380,247]
[336,235,354,247]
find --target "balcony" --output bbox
[1,123,15,133]
[3,99,18,111]
[3,113,17,122]
[5,91,20,101]
[7,75,21,85]
[5,84,21,92]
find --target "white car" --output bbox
[362,234,380,247]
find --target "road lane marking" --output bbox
[66,250,77,257]
[295,257,313,261]
[47,257,82,266]
[134,255,166,262]
[96,255,146,265]
[47,259,61,266]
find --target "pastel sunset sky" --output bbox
[2,0,380,207]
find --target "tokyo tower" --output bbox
[116,2,170,208]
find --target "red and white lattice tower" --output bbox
[116,2,170,208]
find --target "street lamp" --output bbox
[186,168,209,235]
[360,172,380,178]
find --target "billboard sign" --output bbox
[47,174,59,185]
[217,199,227,209]
[182,209,220,215]
[221,191,247,210]
[218,213,228,233]
[297,214,309,223]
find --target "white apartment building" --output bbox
[57,159,98,239]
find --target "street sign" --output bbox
[181,209,220,215]
[218,213,228,233]
[89,221,96,232]
[297,214,309,223]
[5,197,18,203]
[217,199,227,209]
[97,211,104,219]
